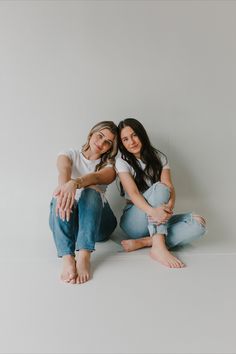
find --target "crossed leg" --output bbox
[121,214,206,268]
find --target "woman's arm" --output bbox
[53,155,75,221]
[160,169,175,210]
[118,172,171,223]
[57,155,73,185]
[56,164,116,221]
[71,167,116,189]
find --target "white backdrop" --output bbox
[0,0,235,257]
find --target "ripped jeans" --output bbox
[49,188,117,257]
[120,182,207,249]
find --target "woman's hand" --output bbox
[56,205,73,222]
[165,199,174,212]
[148,205,173,225]
[53,180,77,221]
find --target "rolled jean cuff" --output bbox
[57,251,75,258]
[148,223,167,236]
[75,245,95,252]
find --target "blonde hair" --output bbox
[82,121,118,171]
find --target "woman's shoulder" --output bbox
[157,151,170,169]
[115,155,132,172]
[58,148,81,163]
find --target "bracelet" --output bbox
[76,177,84,189]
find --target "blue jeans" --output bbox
[49,188,117,257]
[120,182,207,249]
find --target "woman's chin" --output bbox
[130,149,141,156]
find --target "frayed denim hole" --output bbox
[193,215,206,226]
[183,213,193,224]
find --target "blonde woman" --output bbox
[49,121,118,284]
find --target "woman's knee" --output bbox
[80,187,102,205]
[147,182,170,206]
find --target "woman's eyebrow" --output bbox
[100,131,113,143]
[121,133,132,140]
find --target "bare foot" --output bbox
[76,250,91,284]
[150,247,185,268]
[61,255,77,284]
[150,234,185,268]
[121,237,152,252]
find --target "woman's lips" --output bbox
[130,144,138,149]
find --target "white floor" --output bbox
[1,229,236,354]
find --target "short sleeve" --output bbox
[58,148,77,165]
[115,157,132,173]
[159,152,170,169]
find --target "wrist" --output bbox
[147,206,155,216]
[167,202,175,210]
[72,177,84,189]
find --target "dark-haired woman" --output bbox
[49,121,118,284]
[116,118,206,268]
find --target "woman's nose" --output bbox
[97,141,104,148]
[99,138,107,147]
[130,137,135,144]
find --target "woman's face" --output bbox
[89,128,115,156]
[120,126,142,158]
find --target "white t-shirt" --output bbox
[115,153,170,200]
[58,148,113,201]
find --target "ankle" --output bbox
[152,234,168,249]
[77,250,91,259]
[62,254,75,261]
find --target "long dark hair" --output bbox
[117,118,167,194]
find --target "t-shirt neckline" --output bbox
[80,149,100,163]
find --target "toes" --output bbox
[68,273,76,283]
[76,273,89,284]
[168,257,183,268]
[173,259,185,268]
[61,274,70,282]
[176,258,185,268]
[61,273,76,283]
[61,276,67,283]
[81,274,89,283]
[175,261,181,268]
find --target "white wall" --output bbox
[0,0,235,255]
